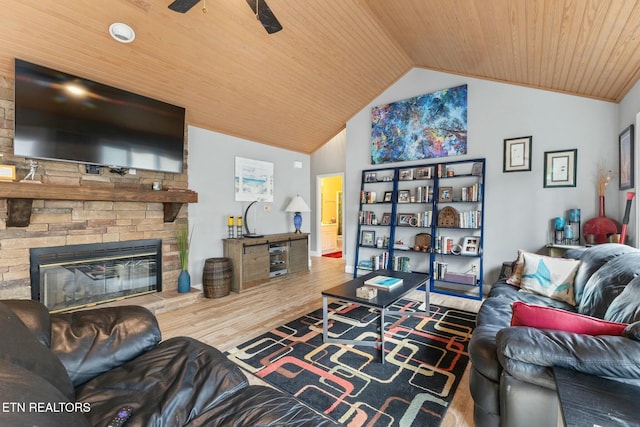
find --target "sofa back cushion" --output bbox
[569,243,638,305]
[578,250,640,319]
[0,301,75,400]
[604,275,640,324]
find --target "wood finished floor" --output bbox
[156,256,482,427]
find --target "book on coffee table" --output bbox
[364,275,403,290]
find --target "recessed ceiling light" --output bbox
[109,23,135,43]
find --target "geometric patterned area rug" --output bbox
[226,298,476,426]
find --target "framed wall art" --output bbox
[619,124,634,190]
[544,149,577,188]
[503,136,532,172]
[234,157,274,202]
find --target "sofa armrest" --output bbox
[1,299,52,347]
[51,305,162,386]
[496,326,640,389]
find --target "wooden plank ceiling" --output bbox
[1,0,640,154]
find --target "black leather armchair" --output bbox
[469,244,640,427]
[0,299,339,426]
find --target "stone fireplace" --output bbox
[30,239,162,312]
[0,76,193,304]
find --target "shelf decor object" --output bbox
[583,168,621,244]
[285,195,311,234]
[176,224,192,293]
[243,200,264,238]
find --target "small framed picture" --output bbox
[619,124,634,190]
[397,213,414,226]
[461,236,480,255]
[364,172,377,183]
[438,186,453,202]
[398,189,411,203]
[383,191,393,202]
[503,136,532,172]
[471,162,483,176]
[361,230,376,246]
[544,149,577,188]
[381,212,392,225]
[0,164,16,181]
[399,168,414,180]
[415,166,433,179]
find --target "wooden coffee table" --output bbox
[321,269,429,364]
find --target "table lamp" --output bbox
[285,195,310,233]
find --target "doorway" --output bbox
[317,174,344,257]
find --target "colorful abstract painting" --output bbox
[371,85,468,164]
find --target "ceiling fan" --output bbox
[168,0,282,34]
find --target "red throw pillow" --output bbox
[510,301,627,336]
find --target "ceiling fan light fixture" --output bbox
[109,23,136,43]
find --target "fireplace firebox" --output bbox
[30,239,162,312]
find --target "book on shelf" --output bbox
[360,190,377,204]
[364,275,404,290]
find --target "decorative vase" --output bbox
[178,270,191,293]
[583,196,621,244]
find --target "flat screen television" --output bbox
[14,59,185,173]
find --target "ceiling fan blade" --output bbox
[246,0,283,34]
[168,0,200,13]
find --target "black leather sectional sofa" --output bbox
[469,243,640,427]
[0,299,339,426]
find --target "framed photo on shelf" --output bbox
[461,236,480,255]
[397,213,414,226]
[0,164,16,181]
[364,172,377,183]
[438,186,453,202]
[415,166,433,179]
[544,149,577,188]
[399,168,414,180]
[503,136,532,172]
[361,230,376,246]
[398,189,411,203]
[619,124,634,190]
[381,212,392,225]
[383,191,393,202]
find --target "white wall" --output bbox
[344,68,619,284]
[187,125,311,288]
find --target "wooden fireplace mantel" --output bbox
[0,181,198,227]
